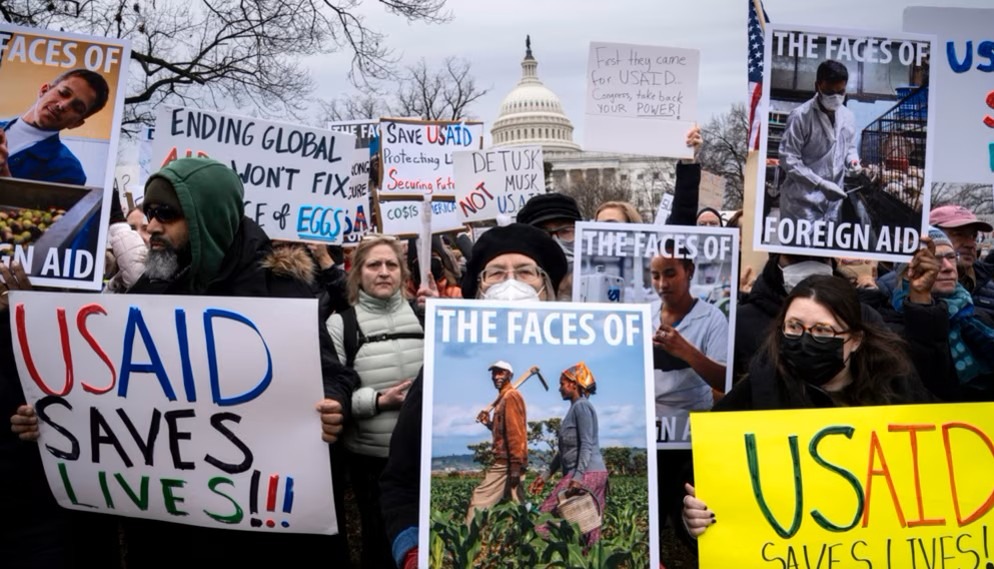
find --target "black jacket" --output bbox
[380,368,424,560]
[665,162,701,226]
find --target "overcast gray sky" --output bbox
[304,0,990,146]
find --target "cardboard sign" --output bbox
[453,146,545,223]
[379,118,484,199]
[692,402,994,568]
[573,222,738,448]
[753,25,936,262]
[699,171,727,212]
[378,199,464,237]
[419,300,659,568]
[152,106,360,245]
[10,291,337,534]
[584,42,698,159]
[0,24,131,290]
[904,7,994,188]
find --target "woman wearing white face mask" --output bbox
[777,59,861,227]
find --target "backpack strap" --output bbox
[340,307,365,369]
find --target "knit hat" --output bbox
[516,193,582,226]
[462,223,567,298]
[927,225,952,249]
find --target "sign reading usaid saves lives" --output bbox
[152,106,362,245]
[11,292,337,534]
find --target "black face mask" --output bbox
[780,332,846,386]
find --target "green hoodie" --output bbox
[146,157,244,292]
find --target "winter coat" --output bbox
[666,162,702,226]
[327,289,424,458]
[877,260,994,320]
[105,221,147,292]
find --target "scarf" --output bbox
[893,281,994,385]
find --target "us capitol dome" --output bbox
[490,36,580,154]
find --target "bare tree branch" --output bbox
[698,103,749,209]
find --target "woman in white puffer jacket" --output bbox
[326,235,423,569]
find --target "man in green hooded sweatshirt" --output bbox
[122,157,358,566]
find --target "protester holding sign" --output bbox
[683,275,931,537]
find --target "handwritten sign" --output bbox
[584,42,699,158]
[904,7,994,185]
[152,106,360,245]
[0,24,131,290]
[379,118,484,199]
[452,146,545,223]
[692,402,994,568]
[573,222,738,448]
[10,291,337,534]
[378,199,464,237]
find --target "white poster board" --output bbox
[752,25,936,262]
[10,291,336,534]
[572,222,738,448]
[379,118,484,199]
[379,199,464,237]
[452,146,545,223]
[419,299,659,568]
[654,193,674,225]
[903,7,994,187]
[327,119,380,150]
[584,42,698,159]
[342,147,372,245]
[152,106,359,245]
[0,24,131,290]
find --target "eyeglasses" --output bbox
[543,224,575,240]
[479,265,547,286]
[144,204,183,223]
[783,319,849,343]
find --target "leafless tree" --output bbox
[319,93,390,123]
[932,182,994,214]
[558,172,630,219]
[698,103,749,209]
[0,0,450,133]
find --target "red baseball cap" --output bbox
[929,205,993,232]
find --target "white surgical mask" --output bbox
[555,236,574,263]
[781,261,833,293]
[483,278,541,301]
[819,92,845,112]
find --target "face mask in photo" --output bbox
[780,333,846,386]
[781,261,833,293]
[819,92,845,112]
[483,278,541,301]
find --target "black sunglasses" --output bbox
[144,204,183,223]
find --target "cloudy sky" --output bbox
[303,0,992,146]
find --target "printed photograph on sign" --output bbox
[10,292,337,534]
[585,42,699,158]
[753,24,936,262]
[327,119,380,150]
[151,106,360,245]
[419,300,658,569]
[691,403,994,568]
[573,222,738,448]
[904,7,994,189]
[0,24,131,289]
[379,118,484,199]
[453,146,545,223]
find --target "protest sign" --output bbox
[453,146,545,223]
[151,106,361,245]
[379,118,484,199]
[573,222,737,448]
[327,119,380,150]
[692,402,994,568]
[654,193,674,225]
[378,198,464,237]
[753,25,936,262]
[904,8,994,193]
[419,299,658,568]
[0,24,130,290]
[342,147,372,245]
[10,291,337,534]
[584,42,698,159]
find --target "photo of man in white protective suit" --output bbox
[777,59,861,225]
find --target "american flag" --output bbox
[747,0,770,151]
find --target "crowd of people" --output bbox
[3,121,993,569]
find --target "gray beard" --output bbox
[144,248,181,280]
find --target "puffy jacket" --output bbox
[105,222,147,292]
[327,290,424,457]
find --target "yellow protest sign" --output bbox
[691,403,994,568]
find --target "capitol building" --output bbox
[490,37,677,219]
